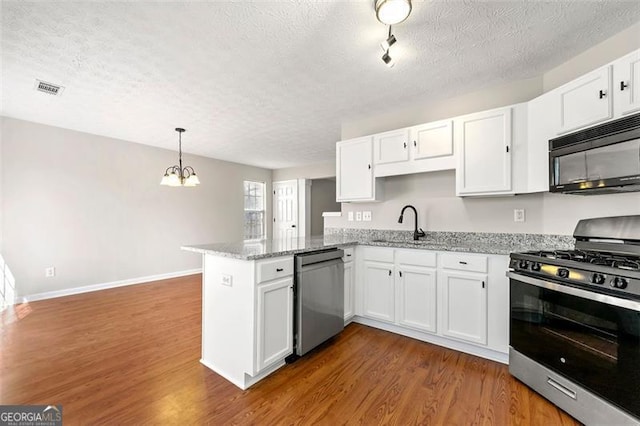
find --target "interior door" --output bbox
[273,180,298,241]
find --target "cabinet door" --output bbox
[613,50,640,116]
[455,107,512,195]
[411,120,453,160]
[439,271,487,345]
[256,277,293,372]
[336,137,374,201]
[558,66,612,134]
[344,261,355,320]
[397,265,437,333]
[374,128,410,165]
[362,261,395,322]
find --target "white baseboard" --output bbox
[17,268,202,304]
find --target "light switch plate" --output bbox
[514,209,525,222]
[355,211,362,221]
[363,211,372,221]
[348,211,354,221]
[221,273,233,287]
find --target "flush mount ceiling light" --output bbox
[375,0,412,25]
[160,128,200,187]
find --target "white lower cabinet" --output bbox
[357,246,508,362]
[439,270,487,345]
[256,277,294,372]
[344,259,355,321]
[200,254,294,390]
[363,260,395,322]
[397,265,437,333]
[361,248,438,331]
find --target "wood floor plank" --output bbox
[1,274,580,425]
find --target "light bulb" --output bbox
[167,172,181,187]
[186,173,200,186]
[160,173,172,186]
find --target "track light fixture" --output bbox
[375,0,412,25]
[380,26,396,68]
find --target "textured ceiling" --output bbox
[2,1,639,169]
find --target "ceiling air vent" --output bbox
[35,80,64,96]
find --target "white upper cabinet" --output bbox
[526,90,558,193]
[412,120,454,161]
[557,66,613,134]
[613,49,640,116]
[374,128,410,165]
[455,107,512,196]
[336,136,383,202]
[373,120,456,178]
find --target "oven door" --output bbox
[509,273,640,419]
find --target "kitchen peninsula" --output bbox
[183,231,572,389]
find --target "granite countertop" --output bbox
[181,235,360,260]
[181,230,574,260]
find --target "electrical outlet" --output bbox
[221,274,233,287]
[355,211,362,221]
[514,209,525,222]
[348,211,354,221]
[45,267,56,278]
[363,211,372,221]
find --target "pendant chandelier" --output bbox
[160,128,200,187]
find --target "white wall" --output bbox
[310,178,340,235]
[543,21,640,91]
[272,161,335,181]
[324,171,640,235]
[1,118,272,297]
[328,24,640,236]
[341,77,543,140]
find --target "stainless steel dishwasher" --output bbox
[293,248,344,357]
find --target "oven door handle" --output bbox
[507,272,640,312]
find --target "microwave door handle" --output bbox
[507,272,640,312]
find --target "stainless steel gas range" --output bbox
[508,215,640,425]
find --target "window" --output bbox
[244,181,266,241]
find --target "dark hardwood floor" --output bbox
[1,274,578,425]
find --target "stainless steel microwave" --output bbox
[549,113,640,194]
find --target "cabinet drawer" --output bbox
[342,247,355,263]
[256,257,293,283]
[440,253,488,273]
[361,246,394,263]
[396,249,436,267]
